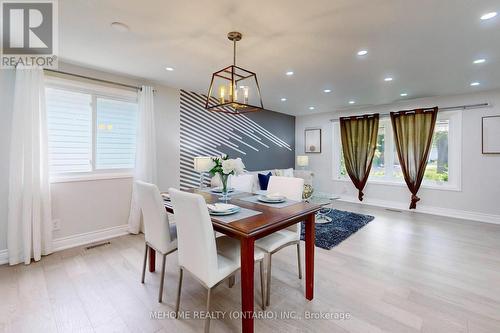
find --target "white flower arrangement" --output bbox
[209,155,246,176]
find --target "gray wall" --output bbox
[179,90,295,189]
[245,109,296,170]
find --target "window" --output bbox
[46,79,138,179]
[333,111,461,190]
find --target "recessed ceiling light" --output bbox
[110,22,129,32]
[384,77,393,82]
[323,89,332,93]
[473,58,486,64]
[165,67,174,71]
[480,12,497,20]
[286,71,294,76]
[470,82,480,86]
[308,106,315,110]
[280,97,287,102]
[400,93,408,97]
[349,100,356,104]
[357,50,368,56]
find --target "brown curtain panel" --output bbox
[390,107,438,209]
[340,114,379,201]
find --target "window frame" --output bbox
[332,111,462,191]
[45,76,139,183]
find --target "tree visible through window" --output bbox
[338,118,450,185]
[424,120,449,182]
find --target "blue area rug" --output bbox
[300,209,375,250]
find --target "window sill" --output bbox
[50,172,134,184]
[332,177,461,192]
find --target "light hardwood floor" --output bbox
[1,202,500,333]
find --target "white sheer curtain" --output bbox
[128,86,157,234]
[8,66,53,265]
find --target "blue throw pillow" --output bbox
[258,172,272,190]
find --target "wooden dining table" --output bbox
[151,189,321,333]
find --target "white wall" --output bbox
[0,63,180,253]
[296,90,500,223]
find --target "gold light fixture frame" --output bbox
[205,32,264,114]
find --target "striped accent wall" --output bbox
[180,90,295,190]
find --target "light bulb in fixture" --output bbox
[384,77,393,82]
[280,97,287,102]
[323,89,332,93]
[400,93,408,97]
[165,67,174,71]
[357,50,368,56]
[308,106,315,110]
[470,82,480,86]
[473,59,486,64]
[286,71,294,76]
[349,100,356,104]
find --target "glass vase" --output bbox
[219,173,230,201]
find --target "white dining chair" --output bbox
[255,176,304,306]
[135,181,178,303]
[168,188,266,333]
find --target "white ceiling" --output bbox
[58,0,500,116]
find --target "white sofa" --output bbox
[211,168,314,193]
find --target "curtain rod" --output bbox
[44,68,144,91]
[329,103,490,122]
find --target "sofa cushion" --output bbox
[275,168,294,177]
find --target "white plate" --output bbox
[209,207,241,216]
[211,187,235,193]
[257,195,286,203]
[207,203,239,213]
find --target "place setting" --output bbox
[207,203,240,216]
[239,192,300,208]
[206,202,262,222]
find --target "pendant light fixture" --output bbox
[205,31,264,114]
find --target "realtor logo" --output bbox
[1,0,58,68]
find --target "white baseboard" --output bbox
[337,195,500,225]
[52,224,130,252]
[0,224,131,266]
[0,249,8,265]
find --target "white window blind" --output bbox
[96,98,138,169]
[45,83,138,177]
[46,88,92,173]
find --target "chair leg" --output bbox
[175,268,183,318]
[259,260,265,310]
[266,254,272,306]
[204,287,212,333]
[141,244,148,283]
[158,254,167,302]
[296,243,302,280]
[228,275,235,288]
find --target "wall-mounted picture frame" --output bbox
[482,115,500,154]
[305,128,321,153]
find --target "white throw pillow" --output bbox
[275,168,294,177]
